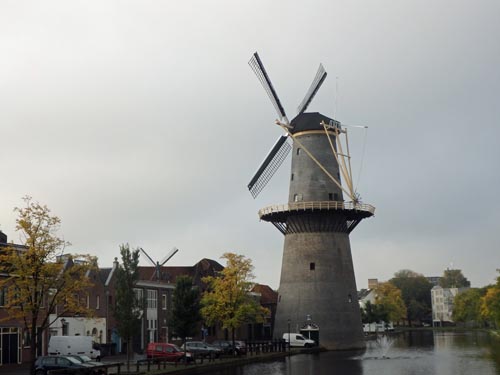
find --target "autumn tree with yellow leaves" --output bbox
[201,253,268,350]
[480,271,500,328]
[0,197,96,374]
[375,282,407,325]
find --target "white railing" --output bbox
[258,201,375,217]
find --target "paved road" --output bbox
[0,355,128,375]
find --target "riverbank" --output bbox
[115,347,324,375]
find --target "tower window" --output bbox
[348,294,352,303]
[310,262,315,271]
[291,173,294,181]
[297,148,301,155]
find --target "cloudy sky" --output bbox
[1,0,499,289]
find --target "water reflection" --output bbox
[213,331,500,375]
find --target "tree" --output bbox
[480,271,500,328]
[390,269,432,326]
[481,288,500,328]
[361,300,385,324]
[439,269,471,288]
[113,244,142,370]
[201,253,268,351]
[375,282,407,324]
[0,197,95,374]
[453,288,486,326]
[169,275,200,344]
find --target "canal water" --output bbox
[213,331,500,375]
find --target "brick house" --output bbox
[1,231,277,365]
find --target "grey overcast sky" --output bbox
[1,0,499,289]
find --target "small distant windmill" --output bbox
[140,247,179,281]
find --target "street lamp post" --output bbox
[287,319,291,352]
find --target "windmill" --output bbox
[248,52,375,350]
[140,247,179,281]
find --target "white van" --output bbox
[282,333,315,348]
[48,336,101,360]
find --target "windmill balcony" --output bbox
[259,201,375,219]
[258,201,375,234]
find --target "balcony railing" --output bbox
[258,201,375,218]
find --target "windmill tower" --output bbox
[248,52,375,350]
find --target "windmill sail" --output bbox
[248,135,291,198]
[159,247,178,266]
[297,64,327,115]
[249,52,289,123]
[140,248,156,266]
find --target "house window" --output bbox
[328,193,333,201]
[134,288,144,306]
[334,193,339,201]
[0,286,8,307]
[294,194,302,202]
[162,294,167,310]
[96,295,100,310]
[348,294,352,303]
[147,290,157,309]
[310,262,315,271]
[23,329,32,347]
[86,294,90,309]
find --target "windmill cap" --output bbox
[290,112,339,134]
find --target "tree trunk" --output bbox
[231,328,236,356]
[126,337,131,372]
[30,318,38,375]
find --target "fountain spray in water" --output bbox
[376,334,395,359]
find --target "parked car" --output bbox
[282,333,315,348]
[34,355,97,375]
[180,341,222,358]
[145,342,192,362]
[233,340,247,355]
[211,340,234,355]
[212,340,247,355]
[68,355,106,374]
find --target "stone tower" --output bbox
[258,113,374,350]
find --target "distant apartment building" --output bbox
[431,285,467,326]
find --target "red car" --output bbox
[145,342,191,362]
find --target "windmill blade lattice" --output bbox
[297,64,327,115]
[249,52,289,123]
[248,135,292,198]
